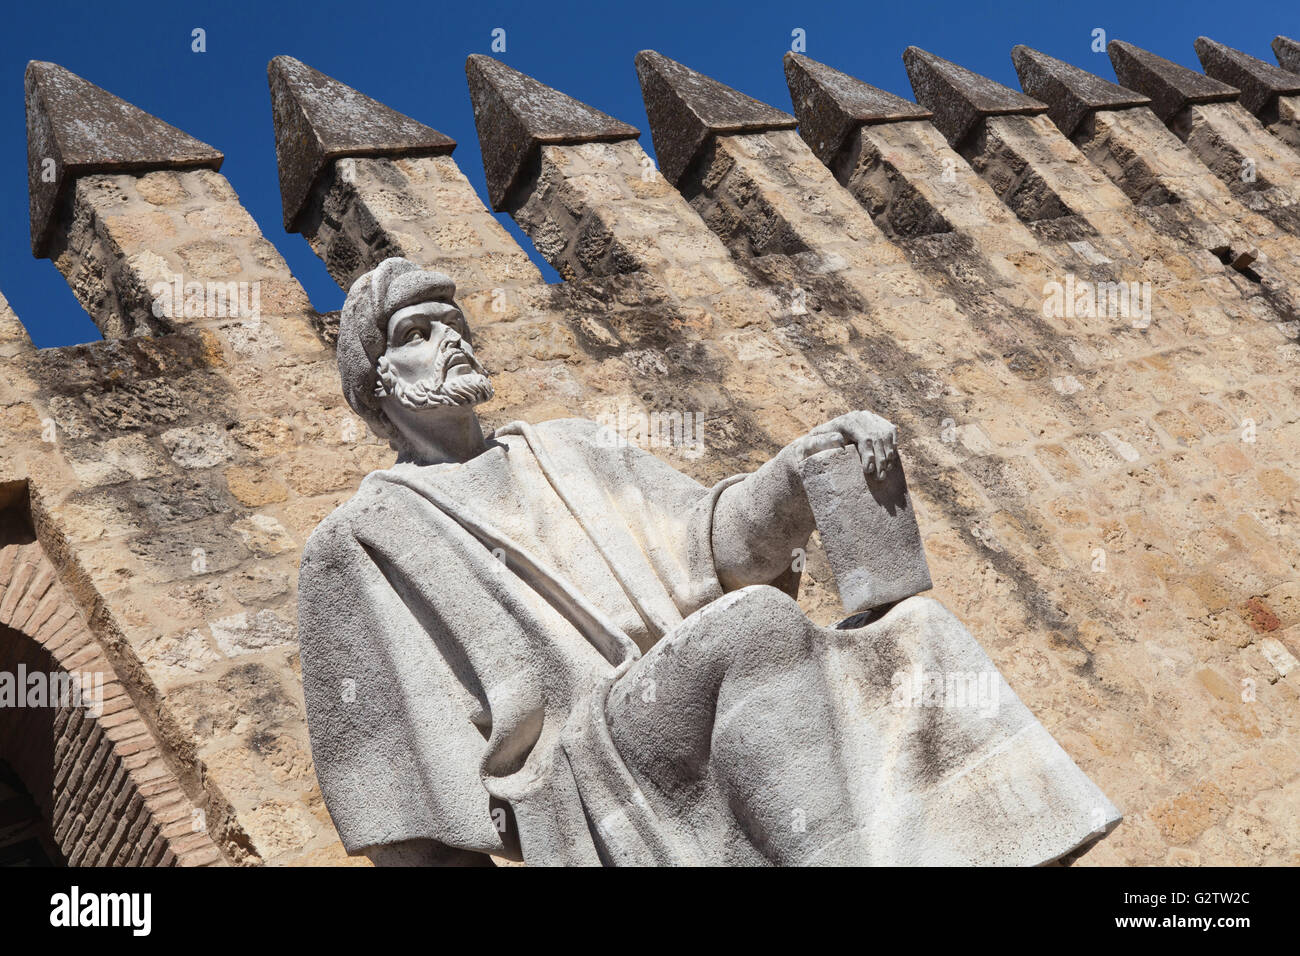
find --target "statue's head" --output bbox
[337,258,494,454]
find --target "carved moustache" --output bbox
[377,336,495,409]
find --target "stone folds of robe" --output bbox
[296,418,1119,865]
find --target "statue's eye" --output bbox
[403,326,425,345]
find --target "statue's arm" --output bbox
[711,410,898,592]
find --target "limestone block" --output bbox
[210,609,297,657]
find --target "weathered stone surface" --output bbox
[160,422,235,469]
[25,62,223,257]
[10,38,1300,872]
[210,608,296,657]
[0,538,223,867]
[1193,37,1300,116]
[267,56,455,231]
[301,263,1119,864]
[163,662,301,743]
[783,53,932,166]
[799,445,931,612]
[4,113,363,864]
[1273,35,1300,73]
[1107,40,1238,122]
[465,55,640,210]
[785,45,1300,860]
[295,152,543,294]
[902,46,1047,147]
[1165,95,1300,231]
[634,50,795,185]
[1011,45,1151,136]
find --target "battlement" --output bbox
[3,34,1300,866]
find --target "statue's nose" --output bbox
[427,321,461,352]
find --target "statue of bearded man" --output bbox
[297,258,1120,866]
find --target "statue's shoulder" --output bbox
[299,472,407,566]
[300,491,362,568]
[500,417,603,442]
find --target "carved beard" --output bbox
[376,337,495,409]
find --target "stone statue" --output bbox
[297,258,1120,866]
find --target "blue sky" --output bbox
[1,0,1296,346]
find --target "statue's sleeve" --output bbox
[535,419,782,619]
[296,502,507,861]
[618,447,804,612]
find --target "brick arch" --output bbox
[0,519,221,866]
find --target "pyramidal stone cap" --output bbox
[784,53,931,167]
[1011,45,1150,137]
[1194,37,1300,116]
[25,61,223,258]
[1107,40,1238,122]
[268,56,455,232]
[466,55,640,211]
[634,50,795,186]
[1275,36,1300,73]
[902,46,1047,147]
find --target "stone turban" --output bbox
[337,258,458,441]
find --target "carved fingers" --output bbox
[804,411,899,481]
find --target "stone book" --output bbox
[798,445,932,614]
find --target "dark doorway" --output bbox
[0,759,64,866]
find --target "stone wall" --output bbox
[2,36,1299,865]
[0,489,220,866]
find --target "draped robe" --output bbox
[298,418,1119,865]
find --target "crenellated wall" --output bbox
[1,34,1299,866]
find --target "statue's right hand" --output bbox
[786,411,900,481]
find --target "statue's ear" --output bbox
[363,382,402,448]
